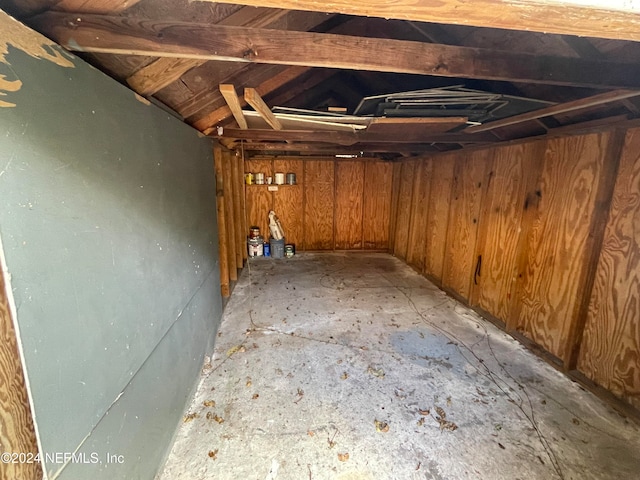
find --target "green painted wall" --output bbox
[0,25,222,480]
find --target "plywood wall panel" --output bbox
[424,156,455,282]
[393,161,416,260]
[244,159,273,239]
[304,160,335,250]
[335,161,365,249]
[442,150,490,300]
[0,270,42,480]
[406,160,433,270]
[514,133,609,360]
[363,162,393,250]
[472,142,542,323]
[273,158,304,247]
[578,127,640,410]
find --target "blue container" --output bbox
[263,242,271,257]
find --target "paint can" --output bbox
[286,173,297,185]
[284,244,295,257]
[255,172,265,184]
[249,226,261,238]
[274,172,285,185]
[245,172,254,185]
[266,176,273,184]
[270,237,285,258]
[263,241,271,257]
[247,236,264,257]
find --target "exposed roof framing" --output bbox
[201,0,640,42]
[5,0,640,158]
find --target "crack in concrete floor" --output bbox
[158,253,640,480]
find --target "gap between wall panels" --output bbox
[390,127,640,418]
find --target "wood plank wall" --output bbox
[0,268,41,480]
[213,145,247,298]
[244,157,393,251]
[391,129,640,411]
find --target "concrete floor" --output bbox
[158,253,640,480]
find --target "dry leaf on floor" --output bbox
[213,414,224,424]
[183,412,198,423]
[208,449,218,460]
[206,412,214,420]
[338,452,349,462]
[418,408,430,416]
[246,380,252,387]
[417,418,425,427]
[367,366,385,378]
[203,400,215,407]
[374,419,389,433]
[252,393,259,400]
[226,345,245,356]
[341,372,349,380]
[435,406,447,419]
[307,430,315,437]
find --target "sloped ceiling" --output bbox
[3,0,640,158]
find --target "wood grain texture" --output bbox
[213,146,230,296]
[125,7,289,96]
[244,158,273,239]
[424,155,455,282]
[34,12,640,89]
[578,127,640,409]
[406,159,432,271]
[471,143,539,323]
[197,0,640,42]
[442,150,490,300]
[273,158,304,247]
[335,161,365,249]
[387,162,403,253]
[514,133,609,360]
[220,84,247,130]
[230,149,245,266]
[222,149,238,281]
[0,270,41,480]
[393,161,416,261]
[304,159,334,250]
[564,129,627,368]
[363,162,393,250]
[238,151,248,261]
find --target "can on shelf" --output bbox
[249,226,260,238]
[255,172,265,184]
[245,172,254,185]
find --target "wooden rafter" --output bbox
[465,89,640,133]
[244,88,282,130]
[32,12,640,90]
[197,0,640,42]
[125,7,289,96]
[219,84,247,129]
[196,67,308,133]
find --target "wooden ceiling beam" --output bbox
[33,12,640,90]
[125,7,289,96]
[236,142,442,153]
[214,128,498,145]
[197,0,640,42]
[219,84,247,129]
[465,89,640,133]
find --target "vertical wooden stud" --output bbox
[213,146,230,297]
[222,149,238,282]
